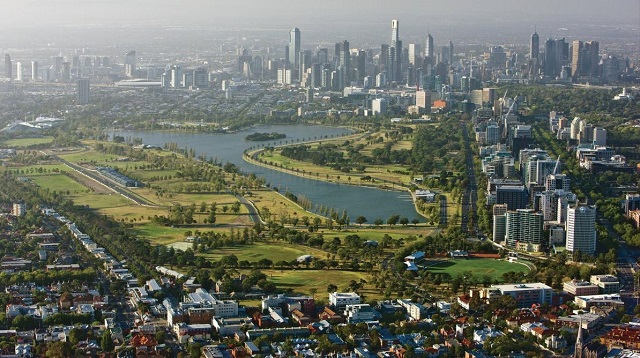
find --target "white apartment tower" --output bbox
[566,204,596,256]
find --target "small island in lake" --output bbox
[245,132,287,141]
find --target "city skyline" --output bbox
[0,1,638,49]
[1,0,638,28]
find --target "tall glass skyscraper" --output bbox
[289,28,301,70]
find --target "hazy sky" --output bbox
[2,0,639,28]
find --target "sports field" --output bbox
[424,258,529,282]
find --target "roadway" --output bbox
[49,152,158,207]
[596,213,639,313]
[460,122,478,234]
[236,194,265,225]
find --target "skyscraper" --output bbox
[530,31,539,60]
[289,28,301,70]
[4,54,11,80]
[408,43,420,66]
[544,38,557,77]
[449,41,454,64]
[425,34,434,60]
[16,62,23,81]
[379,44,389,73]
[125,50,136,78]
[566,204,596,256]
[571,40,583,79]
[338,41,350,76]
[31,61,38,81]
[316,48,328,66]
[77,78,90,105]
[389,20,402,82]
[391,19,399,44]
[505,209,544,251]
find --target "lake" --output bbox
[114,125,420,222]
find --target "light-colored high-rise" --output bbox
[31,61,38,81]
[77,78,90,105]
[408,43,420,66]
[16,62,23,81]
[289,28,301,69]
[566,204,596,256]
[425,34,434,59]
[125,50,136,78]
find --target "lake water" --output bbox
[114,125,420,222]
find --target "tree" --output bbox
[387,214,400,227]
[374,219,384,227]
[355,216,367,226]
[46,342,72,358]
[327,284,338,293]
[309,288,318,299]
[101,329,115,352]
[208,210,216,225]
[69,327,87,345]
[155,330,166,344]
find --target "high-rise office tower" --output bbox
[571,40,583,79]
[566,204,596,256]
[572,41,599,79]
[493,204,508,243]
[338,40,350,78]
[449,41,454,64]
[52,56,63,78]
[530,31,539,60]
[545,173,571,191]
[379,44,389,73]
[16,62,23,81]
[415,90,431,110]
[408,43,420,66]
[425,34,434,59]
[545,38,568,78]
[585,41,599,78]
[125,50,136,78]
[544,38,557,77]
[4,54,11,80]
[170,65,181,88]
[77,78,90,104]
[316,48,328,66]
[389,20,402,82]
[62,62,71,81]
[289,28,301,70]
[505,209,544,250]
[299,50,311,81]
[496,185,529,210]
[31,61,38,81]
[356,50,366,82]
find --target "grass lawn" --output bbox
[321,227,433,241]
[133,222,233,245]
[58,150,125,163]
[258,269,372,298]
[200,242,330,262]
[1,136,55,147]
[27,173,88,194]
[424,258,530,282]
[71,193,132,209]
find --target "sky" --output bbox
[2,0,639,28]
